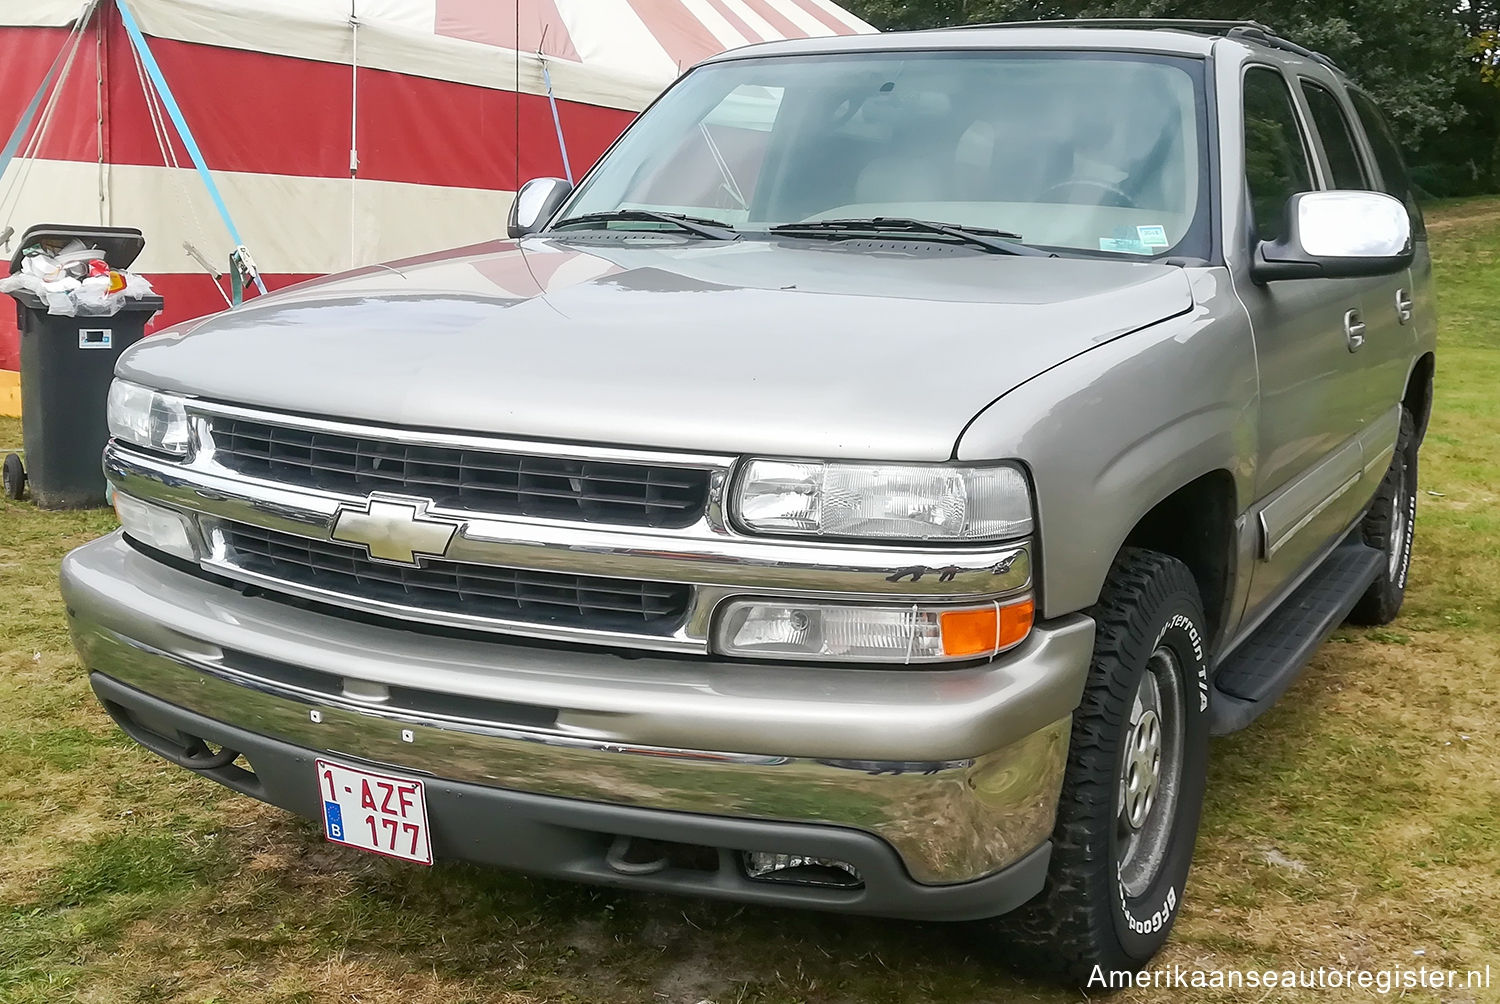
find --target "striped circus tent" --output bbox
[0,0,873,382]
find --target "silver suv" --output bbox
[64,19,1434,981]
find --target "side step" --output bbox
[1209,542,1384,735]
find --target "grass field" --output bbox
[2,200,1498,1004]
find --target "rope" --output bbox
[128,35,175,170]
[128,24,226,303]
[539,55,574,185]
[115,0,267,295]
[0,5,97,239]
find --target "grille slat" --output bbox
[210,418,711,527]
[223,524,690,630]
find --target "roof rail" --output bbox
[949,18,1275,35]
[944,18,1342,72]
[1223,24,1341,72]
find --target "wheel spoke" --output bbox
[1116,645,1187,899]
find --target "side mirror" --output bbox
[1252,190,1413,282]
[507,178,574,238]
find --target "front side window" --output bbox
[1348,89,1426,238]
[1301,81,1368,189]
[557,51,1211,259]
[1242,67,1313,242]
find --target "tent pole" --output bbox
[514,0,520,209]
[349,1,359,270]
[96,4,109,226]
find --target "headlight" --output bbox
[716,597,1034,663]
[114,492,198,561]
[107,379,190,456]
[734,460,1032,541]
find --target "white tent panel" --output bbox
[554,0,681,81]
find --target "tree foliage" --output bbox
[844,0,1500,195]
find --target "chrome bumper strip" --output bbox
[75,618,1069,884]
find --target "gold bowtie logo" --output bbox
[330,494,461,566]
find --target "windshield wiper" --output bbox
[549,210,739,241]
[769,217,1054,257]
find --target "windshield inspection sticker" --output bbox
[1137,225,1170,248]
[1100,237,1151,254]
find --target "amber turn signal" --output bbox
[940,598,1035,658]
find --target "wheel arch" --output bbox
[1118,470,1239,648]
[1403,352,1435,444]
[955,291,1257,630]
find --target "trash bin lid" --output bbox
[9,224,146,273]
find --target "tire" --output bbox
[2,453,24,501]
[1347,409,1416,626]
[994,548,1211,985]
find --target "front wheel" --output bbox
[995,548,1211,984]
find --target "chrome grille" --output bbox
[209,417,711,528]
[221,523,692,632]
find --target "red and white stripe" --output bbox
[0,1,872,372]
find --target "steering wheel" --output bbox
[1039,178,1139,209]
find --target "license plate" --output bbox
[316,758,433,865]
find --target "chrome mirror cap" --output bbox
[508,177,573,239]
[1298,190,1411,258]
[1253,190,1414,282]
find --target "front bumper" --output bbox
[63,532,1094,912]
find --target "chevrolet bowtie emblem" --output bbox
[330,494,461,566]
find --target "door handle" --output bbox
[1344,309,1366,352]
[1396,288,1413,325]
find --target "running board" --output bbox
[1209,542,1384,735]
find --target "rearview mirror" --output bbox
[507,178,573,238]
[1252,191,1413,282]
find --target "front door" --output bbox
[1236,65,1376,622]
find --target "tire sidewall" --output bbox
[1389,442,1416,594]
[1107,597,1211,959]
[2,454,22,501]
[1362,411,1416,615]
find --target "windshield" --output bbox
[556,50,1211,259]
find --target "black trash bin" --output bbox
[3,225,164,509]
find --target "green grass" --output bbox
[2,201,1500,1002]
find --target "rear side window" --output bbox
[1349,89,1426,237]
[1242,67,1313,241]
[1301,82,1368,189]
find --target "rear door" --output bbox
[1298,78,1409,466]
[1236,64,1376,622]
[1348,86,1435,401]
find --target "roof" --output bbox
[703,24,1221,63]
[703,19,1340,72]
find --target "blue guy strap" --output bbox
[115,0,268,295]
[539,59,574,186]
[0,36,73,188]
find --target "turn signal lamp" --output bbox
[716,596,1033,664]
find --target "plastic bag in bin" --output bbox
[0,239,157,317]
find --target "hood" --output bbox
[119,237,1194,461]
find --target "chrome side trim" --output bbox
[1257,405,1402,561]
[1261,469,1361,561]
[1359,404,1401,479]
[75,618,1070,884]
[1258,438,1365,560]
